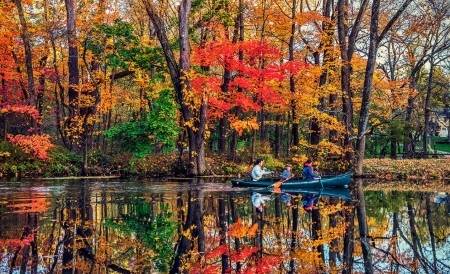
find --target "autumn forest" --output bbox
[1,0,450,273]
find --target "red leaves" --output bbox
[191,22,308,124]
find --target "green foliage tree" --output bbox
[104,198,178,273]
[104,88,180,158]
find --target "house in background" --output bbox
[434,108,450,138]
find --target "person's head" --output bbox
[305,159,312,164]
[285,163,292,170]
[255,158,264,166]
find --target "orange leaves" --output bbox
[8,134,54,159]
[6,198,50,214]
[229,117,259,136]
[228,218,258,238]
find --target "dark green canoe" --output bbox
[230,173,351,188]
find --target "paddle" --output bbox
[315,168,324,189]
[270,175,293,188]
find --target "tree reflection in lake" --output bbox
[0,179,449,273]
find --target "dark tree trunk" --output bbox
[426,194,438,271]
[342,181,356,274]
[259,109,267,142]
[423,59,435,156]
[390,129,397,159]
[289,0,299,153]
[13,0,36,108]
[355,0,413,175]
[170,190,205,273]
[275,114,282,158]
[228,0,244,160]
[288,197,299,274]
[218,196,228,273]
[65,0,80,152]
[229,108,241,161]
[144,0,206,175]
[229,194,242,271]
[337,0,369,167]
[218,114,227,154]
[311,207,324,264]
[328,196,340,267]
[354,178,373,272]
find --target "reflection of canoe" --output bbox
[246,187,352,201]
[231,173,351,188]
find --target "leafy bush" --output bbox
[44,146,83,177]
[0,141,41,177]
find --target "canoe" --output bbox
[242,187,352,201]
[231,173,351,188]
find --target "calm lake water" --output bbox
[0,178,449,273]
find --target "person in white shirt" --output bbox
[251,158,273,181]
[251,192,272,212]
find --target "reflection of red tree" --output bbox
[1,191,48,273]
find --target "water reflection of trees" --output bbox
[1,180,450,273]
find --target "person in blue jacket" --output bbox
[302,193,319,211]
[302,159,320,180]
[279,163,294,180]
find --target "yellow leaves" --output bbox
[0,151,11,157]
[79,94,96,108]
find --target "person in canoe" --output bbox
[302,159,320,180]
[280,163,294,180]
[302,193,319,211]
[251,192,272,212]
[272,187,292,207]
[251,158,274,181]
[271,163,295,188]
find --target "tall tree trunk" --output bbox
[170,190,205,273]
[229,0,244,160]
[354,178,373,272]
[289,0,299,154]
[288,197,299,273]
[218,196,228,273]
[342,181,356,274]
[229,194,242,271]
[423,59,435,156]
[144,0,206,175]
[323,0,339,147]
[65,0,80,152]
[337,0,369,167]
[274,114,282,158]
[426,194,438,272]
[355,0,413,175]
[13,0,36,108]
[311,207,324,265]
[403,88,416,158]
[328,196,340,267]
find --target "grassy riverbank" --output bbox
[362,158,450,181]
